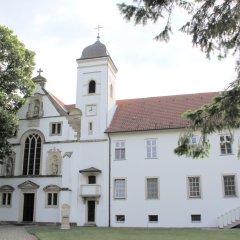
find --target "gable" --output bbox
[17,86,68,119]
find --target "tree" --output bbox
[118,0,240,158]
[0,25,35,160]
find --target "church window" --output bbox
[114,179,126,199]
[116,215,125,223]
[223,175,237,197]
[148,215,158,223]
[23,133,42,175]
[146,178,159,199]
[88,80,96,94]
[220,135,232,155]
[1,193,12,207]
[43,185,60,208]
[188,177,201,198]
[47,193,58,206]
[191,214,201,223]
[0,185,14,207]
[88,122,93,135]
[115,141,125,160]
[88,175,96,184]
[145,139,157,158]
[50,122,62,135]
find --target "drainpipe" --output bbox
[108,133,111,227]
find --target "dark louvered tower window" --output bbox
[89,80,96,93]
[23,133,41,175]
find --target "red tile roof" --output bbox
[65,104,76,112]
[106,92,219,133]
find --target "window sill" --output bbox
[46,205,59,208]
[220,153,234,156]
[114,159,126,161]
[224,195,238,198]
[145,158,158,160]
[0,205,11,208]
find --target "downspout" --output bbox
[108,133,111,227]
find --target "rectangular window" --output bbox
[88,122,93,135]
[116,215,125,223]
[1,193,12,206]
[191,214,201,222]
[50,122,62,135]
[148,215,158,222]
[188,177,201,198]
[146,178,159,199]
[114,179,126,199]
[88,175,96,184]
[146,139,157,158]
[191,136,197,145]
[223,175,237,197]
[47,193,58,206]
[115,141,126,160]
[220,135,232,154]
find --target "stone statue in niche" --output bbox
[6,157,14,176]
[26,94,44,119]
[47,148,62,175]
[1,153,15,176]
[51,155,58,175]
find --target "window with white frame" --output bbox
[191,136,197,145]
[0,185,14,207]
[23,133,42,175]
[114,179,126,199]
[220,135,232,154]
[43,185,60,207]
[146,178,159,199]
[47,192,58,207]
[223,175,237,197]
[50,122,62,135]
[188,177,201,198]
[116,215,125,223]
[1,193,12,207]
[146,139,157,158]
[114,141,125,160]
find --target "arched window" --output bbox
[88,80,96,94]
[23,133,42,175]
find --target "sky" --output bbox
[0,0,237,104]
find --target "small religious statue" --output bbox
[51,156,58,175]
[5,157,14,176]
[33,105,40,117]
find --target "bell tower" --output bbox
[76,37,118,140]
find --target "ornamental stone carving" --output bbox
[1,153,15,177]
[26,93,44,119]
[46,148,62,175]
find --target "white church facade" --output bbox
[0,38,240,228]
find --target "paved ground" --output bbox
[0,225,38,240]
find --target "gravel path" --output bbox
[0,225,38,240]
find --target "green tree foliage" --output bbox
[118,0,240,158]
[0,25,35,159]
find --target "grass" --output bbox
[28,227,240,240]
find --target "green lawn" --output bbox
[29,227,240,240]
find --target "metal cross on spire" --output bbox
[95,24,103,41]
[37,68,43,76]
